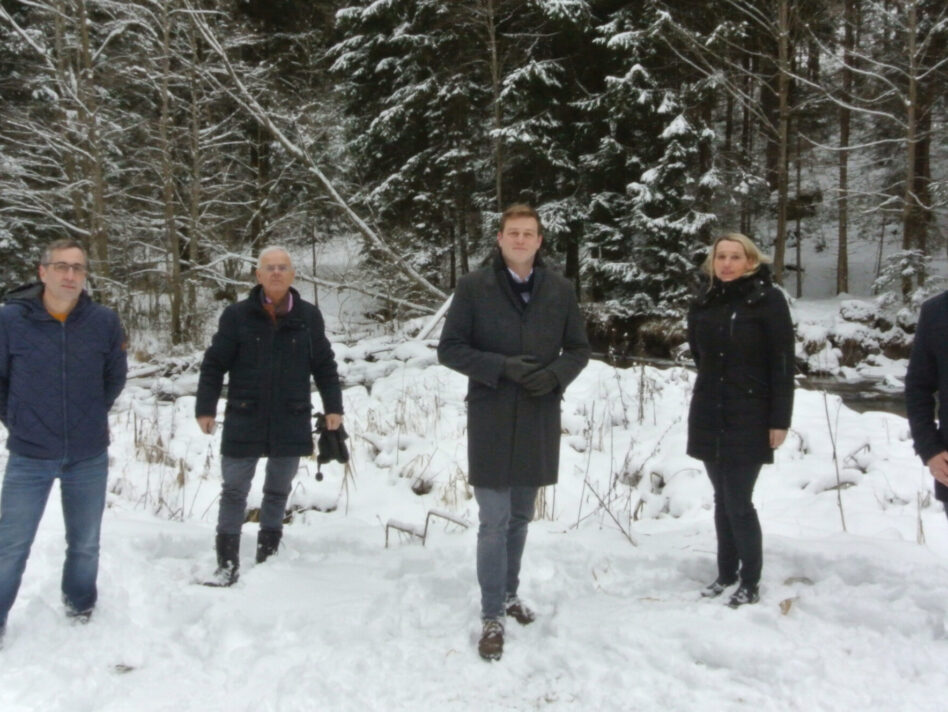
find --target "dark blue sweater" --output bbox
[0,283,127,460]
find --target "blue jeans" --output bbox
[474,486,538,620]
[0,449,109,628]
[217,456,300,535]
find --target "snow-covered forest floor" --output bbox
[1,336,947,711]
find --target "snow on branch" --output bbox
[183,2,447,304]
[198,250,437,316]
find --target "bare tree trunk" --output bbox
[248,124,271,254]
[913,97,933,265]
[724,87,734,154]
[159,2,183,344]
[795,130,802,298]
[901,0,918,296]
[837,0,855,294]
[75,0,109,281]
[485,0,504,211]
[186,19,203,333]
[52,2,83,235]
[740,53,753,235]
[772,0,791,285]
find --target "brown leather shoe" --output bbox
[478,618,504,661]
[505,596,536,625]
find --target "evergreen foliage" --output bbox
[0,0,944,348]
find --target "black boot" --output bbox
[256,529,282,564]
[727,583,760,608]
[206,533,240,587]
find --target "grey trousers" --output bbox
[473,486,538,620]
[216,456,300,535]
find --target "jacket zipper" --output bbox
[61,319,68,459]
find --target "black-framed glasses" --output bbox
[43,262,88,275]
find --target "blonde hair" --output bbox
[700,233,771,278]
[499,203,543,235]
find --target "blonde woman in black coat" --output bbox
[687,233,795,608]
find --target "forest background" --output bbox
[0,0,945,359]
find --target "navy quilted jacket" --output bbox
[0,283,127,460]
[195,285,343,458]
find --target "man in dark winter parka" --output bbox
[196,246,343,586]
[438,203,590,661]
[905,290,948,519]
[0,239,127,644]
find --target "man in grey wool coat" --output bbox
[438,203,590,661]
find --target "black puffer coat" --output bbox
[686,265,795,465]
[196,286,342,458]
[438,252,590,488]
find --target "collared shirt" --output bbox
[506,268,534,303]
[262,291,293,323]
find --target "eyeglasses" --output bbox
[44,262,88,275]
[260,264,292,273]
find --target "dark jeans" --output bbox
[704,460,763,587]
[473,486,538,620]
[0,450,109,628]
[217,456,300,535]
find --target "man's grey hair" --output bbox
[256,246,293,269]
[43,238,87,266]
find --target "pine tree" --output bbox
[331,0,496,291]
[583,2,714,322]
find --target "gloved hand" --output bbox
[317,426,350,464]
[522,368,558,397]
[503,355,539,383]
[314,413,350,483]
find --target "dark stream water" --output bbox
[596,354,906,417]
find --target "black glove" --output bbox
[317,426,349,465]
[503,355,539,383]
[314,413,350,481]
[522,368,558,397]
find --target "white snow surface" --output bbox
[1,347,947,712]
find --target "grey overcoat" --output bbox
[438,253,590,488]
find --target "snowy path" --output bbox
[2,495,947,712]
[2,357,948,711]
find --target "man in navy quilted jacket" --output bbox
[0,239,127,645]
[196,246,342,587]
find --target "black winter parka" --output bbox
[686,266,795,465]
[438,253,590,488]
[196,286,342,458]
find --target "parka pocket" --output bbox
[226,399,257,414]
[285,399,313,444]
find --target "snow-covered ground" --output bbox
[1,340,947,711]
